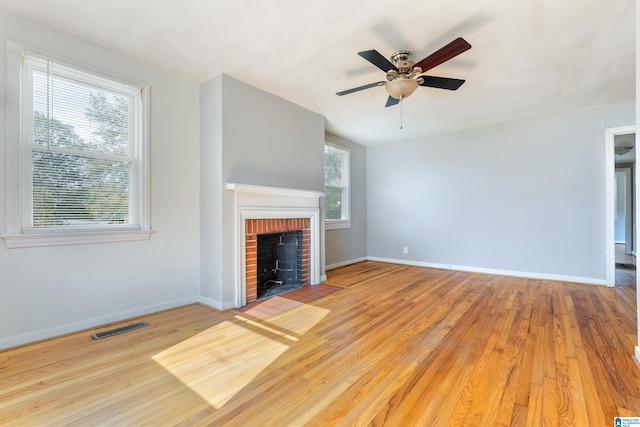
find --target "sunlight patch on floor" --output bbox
[152,305,331,409]
[267,304,333,335]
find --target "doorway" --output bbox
[606,126,636,287]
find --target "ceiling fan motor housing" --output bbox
[388,50,420,79]
[392,51,417,71]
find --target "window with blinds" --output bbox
[324,143,350,224]
[21,53,144,233]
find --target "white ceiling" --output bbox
[0,0,635,146]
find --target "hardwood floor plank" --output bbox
[566,356,594,426]
[1,262,638,425]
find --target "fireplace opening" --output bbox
[257,230,303,300]
[244,217,311,304]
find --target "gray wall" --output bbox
[200,74,325,309]
[0,13,201,348]
[199,76,223,303]
[325,133,367,268]
[367,102,635,282]
[221,75,325,192]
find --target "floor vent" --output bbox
[91,321,149,340]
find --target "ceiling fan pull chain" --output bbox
[400,97,404,129]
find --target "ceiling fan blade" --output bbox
[385,96,400,108]
[419,76,465,90]
[358,50,398,73]
[336,81,385,96]
[414,37,471,72]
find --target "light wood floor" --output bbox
[1,261,639,426]
[616,243,636,290]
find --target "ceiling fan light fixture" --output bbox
[385,77,418,100]
[615,146,634,155]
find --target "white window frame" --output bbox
[2,41,153,248]
[324,142,351,230]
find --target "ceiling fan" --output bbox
[336,37,472,107]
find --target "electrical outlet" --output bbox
[403,247,408,254]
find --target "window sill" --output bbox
[1,230,155,249]
[326,221,351,230]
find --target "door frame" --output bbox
[605,125,636,287]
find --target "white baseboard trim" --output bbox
[0,296,198,351]
[320,275,328,282]
[326,257,368,271]
[636,347,640,365]
[367,256,450,271]
[366,257,607,286]
[198,296,236,311]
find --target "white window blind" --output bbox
[21,53,143,233]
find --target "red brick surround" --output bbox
[245,218,311,303]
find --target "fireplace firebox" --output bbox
[256,231,303,299]
[245,218,310,303]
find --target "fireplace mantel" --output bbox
[226,183,325,199]
[226,182,324,307]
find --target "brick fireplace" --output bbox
[226,183,324,307]
[245,218,310,302]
